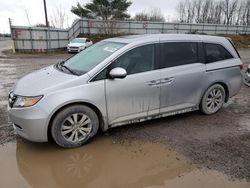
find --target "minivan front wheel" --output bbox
[51,105,99,148]
[200,84,226,115]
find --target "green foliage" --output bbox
[216,34,250,48]
[71,0,132,20]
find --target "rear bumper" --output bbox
[8,105,49,142]
[244,72,250,86]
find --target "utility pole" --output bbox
[9,18,16,53]
[43,0,49,27]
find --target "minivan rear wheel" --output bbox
[51,105,99,148]
[200,84,226,115]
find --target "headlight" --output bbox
[13,95,43,108]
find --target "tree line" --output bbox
[24,0,250,29]
[176,0,250,25]
[71,0,249,25]
[71,0,166,22]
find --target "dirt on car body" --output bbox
[0,49,249,186]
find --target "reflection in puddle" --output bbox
[0,136,249,188]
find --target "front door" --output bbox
[105,44,161,126]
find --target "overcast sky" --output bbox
[0,0,180,33]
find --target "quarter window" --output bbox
[161,42,198,68]
[204,43,233,63]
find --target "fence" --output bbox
[0,37,11,41]
[10,19,250,52]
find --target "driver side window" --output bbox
[111,44,155,75]
[92,44,155,81]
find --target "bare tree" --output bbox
[175,0,250,25]
[186,0,195,23]
[214,1,224,24]
[241,0,250,25]
[221,0,238,25]
[134,8,165,22]
[24,8,31,26]
[134,12,149,21]
[200,0,212,23]
[194,0,203,23]
[148,8,165,22]
[176,1,187,22]
[50,6,68,29]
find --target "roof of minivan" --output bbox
[104,34,227,44]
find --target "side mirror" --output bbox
[109,67,127,79]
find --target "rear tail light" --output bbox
[240,64,244,70]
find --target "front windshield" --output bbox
[71,38,86,43]
[64,41,126,75]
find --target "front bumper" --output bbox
[67,47,80,53]
[8,105,49,142]
[244,71,250,87]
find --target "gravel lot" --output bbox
[0,48,249,181]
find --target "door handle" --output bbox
[147,79,161,87]
[161,77,174,85]
[147,77,174,87]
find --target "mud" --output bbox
[0,46,250,186]
[110,85,250,180]
[0,137,249,188]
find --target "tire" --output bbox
[200,84,226,115]
[51,105,99,148]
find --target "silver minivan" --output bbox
[8,34,243,148]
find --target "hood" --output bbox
[68,43,86,47]
[13,65,80,96]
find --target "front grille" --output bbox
[8,92,17,108]
[69,47,79,50]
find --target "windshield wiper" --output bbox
[57,61,79,76]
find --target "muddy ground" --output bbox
[0,46,250,185]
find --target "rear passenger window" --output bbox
[161,42,198,68]
[204,43,233,63]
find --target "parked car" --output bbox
[244,64,250,86]
[8,34,243,148]
[67,38,93,53]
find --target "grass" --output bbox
[216,34,250,48]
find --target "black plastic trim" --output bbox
[206,65,240,72]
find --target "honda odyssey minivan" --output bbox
[8,34,243,148]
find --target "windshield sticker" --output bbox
[104,47,117,53]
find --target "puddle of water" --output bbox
[0,136,249,188]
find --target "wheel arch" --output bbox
[218,82,230,102]
[201,81,230,104]
[47,102,106,142]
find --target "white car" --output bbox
[67,38,93,53]
[244,64,250,86]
